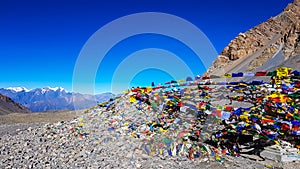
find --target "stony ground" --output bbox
[0,114,263,169]
[0,91,300,169]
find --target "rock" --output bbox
[24,156,30,160]
[141,154,149,160]
[207,0,300,75]
[136,163,142,168]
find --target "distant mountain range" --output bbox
[0,94,31,115]
[207,0,300,75]
[0,87,115,112]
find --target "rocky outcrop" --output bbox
[207,0,300,75]
[0,94,31,115]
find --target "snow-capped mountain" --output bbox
[6,87,30,92]
[0,87,114,112]
[38,86,66,94]
[30,86,68,95]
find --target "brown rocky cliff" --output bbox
[206,0,300,75]
[0,94,31,115]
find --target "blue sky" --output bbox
[0,0,293,94]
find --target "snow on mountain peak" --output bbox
[5,86,68,93]
[43,86,67,92]
[6,87,30,92]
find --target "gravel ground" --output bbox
[0,88,299,169]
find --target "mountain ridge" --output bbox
[0,87,115,112]
[0,94,31,115]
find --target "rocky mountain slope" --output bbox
[207,0,300,75]
[0,87,115,112]
[0,94,31,115]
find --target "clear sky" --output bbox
[0,0,293,94]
